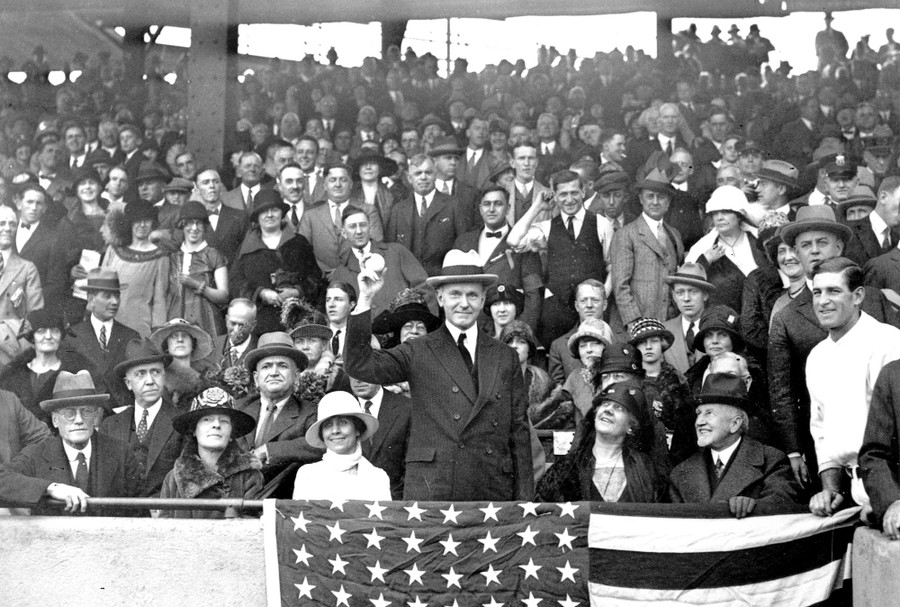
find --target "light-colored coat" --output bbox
[298,201,384,276]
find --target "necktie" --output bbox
[331,329,341,355]
[332,204,342,234]
[441,181,450,195]
[290,205,300,227]
[665,140,674,157]
[98,325,108,351]
[136,408,149,444]
[543,144,551,155]
[364,400,373,414]
[75,452,89,492]
[883,228,893,252]
[0,255,5,276]
[419,196,428,218]
[485,231,503,238]
[567,215,576,239]
[246,188,254,209]
[468,152,477,171]
[229,345,239,367]
[685,321,696,352]
[656,223,670,251]
[457,333,474,375]
[255,402,277,448]
[715,457,725,479]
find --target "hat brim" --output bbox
[305,411,379,449]
[825,169,857,180]
[638,181,676,196]
[372,306,441,335]
[568,332,612,359]
[688,393,753,411]
[755,170,798,190]
[629,329,674,351]
[429,147,466,157]
[114,354,174,378]
[693,327,744,354]
[244,344,308,372]
[172,406,257,438]
[289,325,333,341]
[40,393,111,413]
[150,325,214,361]
[252,201,290,219]
[663,275,717,292]
[425,273,498,288]
[780,220,852,247]
[352,155,399,177]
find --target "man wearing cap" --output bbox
[846,176,900,266]
[669,373,800,518]
[222,151,264,211]
[235,332,322,485]
[195,168,249,265]
[157,177,193,230]
[507,140,553,225]
[662,263,714,374]
[587,171,634,229]
[456,116,492,192]
[816,154,860,210]
[385,154,470,277]
[430,135,477,228]
[100,339,184,497]
[769,205,900,487]
[346,249,533,501]
[3,371,144,516]
[610,168,685,333]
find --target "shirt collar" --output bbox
[562,207,586,223]
[869,209,889,236]
[353,241,372,258]
[711,436,742,467]
[481,224,509,237]
[642,213,663,232]
[90,315,113,335]
[515,179,533,195]
[261,394,291,414]
[419,189,436,205]
[444,322,479,348]
[358,388,384,417]
[62,439,92,464]
[134,399,163,428]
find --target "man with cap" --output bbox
[385,154,470,277]
[156,177,194,230]
[99,339,183,497]
[345,249,533,501]
[662,263,714,374]
[456,116,493,192]
[222,151,264,211]
[846,176,900,266]
[3,371,144,516]
[235,331,322,485]
[298,162,384,277]
[769,205,900,488]
[195,168,249,266]
[61,269,140,404]
[610,168,685,333]
[547,279,607,385]
[749,159,801,224]
[817,154,859,209]
[430,135,477,227]
[668,373,800,518]
[587,171,634,229]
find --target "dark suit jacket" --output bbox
[17,221,54,288]
[362,390,410,500]
[386,191,470,276]
[453,229,544,329]
[535,143,572,186]
[345,310,533,501]
[235,394,322,473]
[99,400,184,497]
[210,334,259,369]
[207,204,249,265]
[846,216,899,266]
[4,433,144,515]
[456,147,493,192]
[668,436,801,514]
[773,118,818,169]
[625,134,689,178]
[61,319,140,405]
[860,360,900,522]
[864,248,900,292]
[548,325,578,385]
[446,180,478,230]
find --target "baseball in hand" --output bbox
[363,253,385,274]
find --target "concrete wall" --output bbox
[854,527,900,607]
[0,517,266,607]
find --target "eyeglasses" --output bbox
[57,407,101,422]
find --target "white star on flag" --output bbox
[522,592,543,607]
[404,562,426,585]
[478,531,500,553]
[363,527,384,549]
[367,560,388,583]
[439,533,461,556]
[293,544,313,566]
[518,502,540,516]
[371,592,391,607]
[329,553,349,575]
[558,595,580,607]
[557,502,579,518]
[442,567,463,589]
[440,504,461,524]
[480,564,502,586]
[445,601,460,607]
[291,512,309,532]
[366,501,387,520]
[408,596,428,607]
[326,521,346,543]
[405,502,427,521]
[403,530,424,553]
[555,527,576,550]
[518,558,542,580]
[482,597,504,607]
[517,525,539,546]
[557,560,578,583]
[480,502,502,521]
[294,577,315,599]
[332,585,352,607]
[330,499,347,512]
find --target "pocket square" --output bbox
[440,217,449,223]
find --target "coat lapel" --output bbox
[427,327,477,404]
[368,395,399,456]
[146,400,176,471]
[637,217,666,259]
[0,255,26,297]
[423,193,447,224]
[711,439,764,501]
[266,397,301,444]
[676,452,712,502]
[465,334,499,427]
[794,288,820,327]
[43,438,78,485]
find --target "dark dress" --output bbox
[697,233,768,314]
[740,263,785,354]
[535,447,663,503]
[45,204,108,321]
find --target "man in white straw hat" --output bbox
[345,248,533,501]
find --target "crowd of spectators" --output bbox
[2,13,900,538]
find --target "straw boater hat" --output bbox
[779,204,852,247]
[150,318,214,361]
[663,263,717,292]
[114,338,174,378]
[371,288,441,335]
[304,391,379,449]
[172,385,256,437]
[567,318,613,358]
[281,298,332,342]
[244,331,308,372]
[629,317,674,351]
[40,370,111,413]
[425,249,499,288]
[688,373,752,411]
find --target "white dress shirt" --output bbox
[134,399,163,431]
[207,203,222,231]
[63,440,93,478]
[358,388,384,419]
[416,190,436,216]
[477,224,508,265]
[445,321,479,366]
[89,316,114,345]
[711,437,742,469]
[16,221,38,252]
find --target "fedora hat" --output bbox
[114,338,173,378]
[135,161,169,184]
[629,317,674,351]
[693,305,744,354]
[40,370,110,412]
[425,249,498,288]
[165,177,195,193]
[150,318,214,361]
[637,167,675,196]
[304,391,379,449]
[351,148,399,178]
[664,263,717,292]
[244,331,308,373]
[371,288,441,335]
[836,184,877,220]
[755,159,799,190]
[688,373,752,411]
[428,136,466,157]
[172,386,256,437]
[250,188,289,220]
[177,200,211,226]
[780,204,852,247]
[567,318,613,358]
[82,268,124,293]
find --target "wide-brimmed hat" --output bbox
[352,148,398,178]
[664,263,717,292]
[823,154,857,180]
[780,204,852,247]
[372,288,441,335]
[595,170,630,194]
[595,343,643,376]
[244,331,308,372]
[629,317,674,351]
[72,165,102,187]
[688,373,752,411]
[755,159,799,190]
[705,185,750,219]
[694,305,744,354]
[40,370,111,412]
[21,308,68,342]
[637,168,675,196]
[567,318,613,358]
[500,320,538,357]
[172,386,256,437]
[250,188,289,220]
[425,249,498,288]
[177,200,210,226]
[164,177,195,193]
[135,161,169,184]
[304,391,379,449]
[485,283,524,316]
[836,184,877,219]
[428,136,466,157]
[150,318,214,361]
[82,268,123,293]
[123,199,158,224]
[114,338,174,378]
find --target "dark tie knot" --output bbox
[207,207,219,216]
[485,231,503,238]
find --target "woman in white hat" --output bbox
[292,391,390,501]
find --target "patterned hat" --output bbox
[595,171,630,194]
[567,318,613,358]
[629,317,674,351]
[282,298,332,342]
[172,386,256,437]
[693,305,744,354]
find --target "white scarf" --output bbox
[180,241,207,275]
[322,442,363,473]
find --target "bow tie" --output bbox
[19,222,32,230]
[207,207,219,216]
[485,231,503,238]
